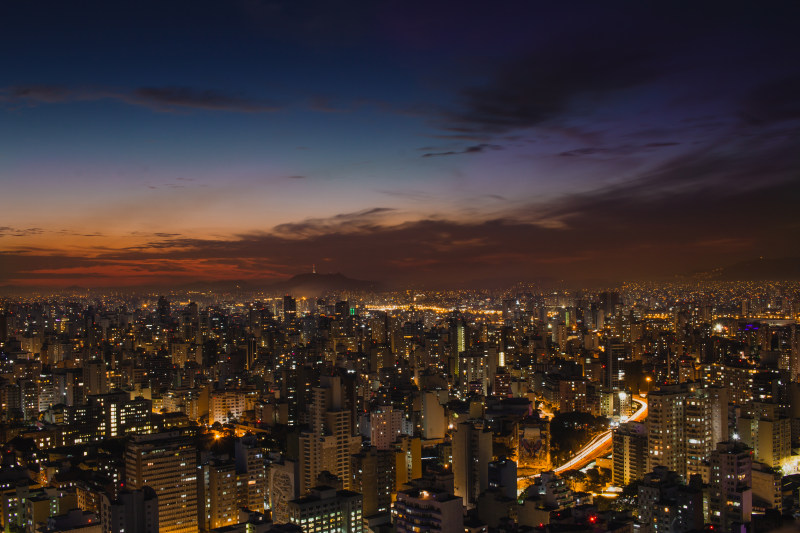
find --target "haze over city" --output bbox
[2,1,800,288]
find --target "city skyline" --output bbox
[2,1,800,288]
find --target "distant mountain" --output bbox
[268,272,377,296]
[693,256,800,281]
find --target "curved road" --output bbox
[552,396,647,474]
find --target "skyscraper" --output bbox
[234,436,268,513]
[647,385,688,478]
[298,376,361,495]
[612,422,648,486]
[368,406,403,450]
[636,467,703,533]
[283,296,297,322]
[737,401,790,469]
[125,432,198,533]
[709,441,752,530]
[452,421,492,509]
[197,459,238,530]
[350,446,393,522]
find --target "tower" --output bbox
[297,376,361,495]
[709,441,752,530]
[452,421,492,508]
[125,432,198,533]
[646,385,688,478]
[612,422,648,486]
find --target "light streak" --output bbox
[552,396,647,474]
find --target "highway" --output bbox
[552,396,648,474]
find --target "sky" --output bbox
[1,0,800,288]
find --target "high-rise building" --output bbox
[100,487,159,533]
[706,386,730,446]
[421,391,445,440]
[157,296,171,327]
[791,324,800,382]
[605,339,626,390]
[350,447,393,521]
[737,401,790,469]
[125,432,198,533]
[647,385,688,478]
[709,441,752,530]
[90,392,152,438]
[287,486,362,533]
[636,467,703,533]
[685,391,712,478]
[334,301,350,318]
[209,390,246,425]
[452,422,492,508]
[283,296,297,322]
[298,376,361,495]
[234,437,268,513]
[702,363,757,406]
[198,459,238,530]
[267,459,299,525]
[83,360,108,397]
[612,421,647,486]
[558,378,588,413]
[646,385,728,481]
[393,488,463,533]
[487,459,517,500]
[449,319,466,386]
[368,407,403,450]
[751,461,782,513]
[393,436,422,493]
[458,348,490,397]
[528,471,572,509]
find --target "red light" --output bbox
[589,516,597,523]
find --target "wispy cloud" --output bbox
[272,207,397,237]
[558,142,679,157]
[421,143,503,158]
[1,84,281,113]
[0,226,44,237]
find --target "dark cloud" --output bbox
[0,227,44,237]
[558,143,679,157]
[437,3,800,136]
[1,85,280,113]
[5,139,800,288]
[532,132,800,244]
[740,76,800,125]
[643,142,680,148]
[272,207,397,237]
[422,143,502,157]
[130,87,279,113]
[442,32,661,134]
[5,85,74,103]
